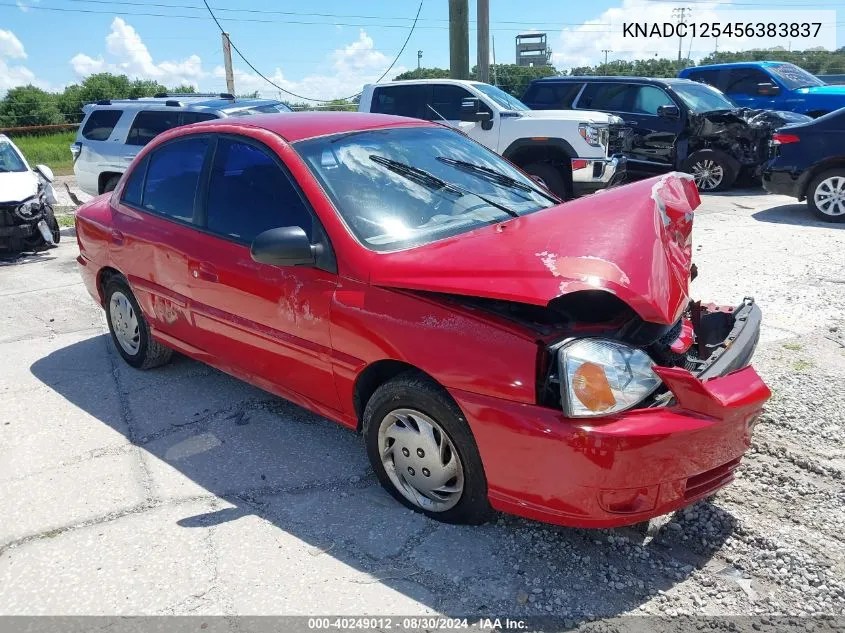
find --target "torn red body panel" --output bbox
[369,173,700,325]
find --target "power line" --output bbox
[201,0,424,102]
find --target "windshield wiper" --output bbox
[436,156,560,203]
[369,155,519,218]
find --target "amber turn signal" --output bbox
[572,362,617,412]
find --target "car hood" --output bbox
[370,172,699,326]
[800,85,845,97]
[0,171,38,205]
[515,109,622,124]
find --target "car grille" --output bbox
[605,124,631,157]
[647,319,699,371]
[0,204,20,228]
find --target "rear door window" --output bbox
[370,85,429,119]
[725,68,772,95]
[181,112,219,125]
[686,69,723,90]
[524,83,583,108]
[140,136,209,223]
[126,110,181,146]
[576,83,637,112]
[81,109,123,141]
[205,138,313,243]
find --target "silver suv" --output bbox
[71,93,292,196]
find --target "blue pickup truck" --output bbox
[679,62,845,118]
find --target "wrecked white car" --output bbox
[0,134,60,254]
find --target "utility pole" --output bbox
[672,7,690,63]
[492,35,498,86]
[448,0,469,80]
[221,32,235,94]
[602,49,611,67]
[417,50,423,69]
[477,0,490,83]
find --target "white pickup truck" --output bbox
[358,79,628,199]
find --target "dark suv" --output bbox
[523,76,810,191]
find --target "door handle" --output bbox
[110,228,124,245]
[189,261,219,283]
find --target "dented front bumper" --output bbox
[450,298,770,528]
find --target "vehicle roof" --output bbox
[682,61,793,71]
[366,79,486,87]
[84,95,283,112]
[532,76,698,87]
[188,111,433,143]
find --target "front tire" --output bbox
[683,150,737,192]
[104,278,172,369]
[807,169,845,223]
[363,372,492,524]
[522,161,572,200]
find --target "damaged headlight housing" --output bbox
[15,198,42,221]
[559,339,661,418]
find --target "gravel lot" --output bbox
[0,185,843,621]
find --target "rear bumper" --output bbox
[450,299,770,528]
[572,155,626,195]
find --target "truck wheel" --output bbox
[683,150,737,192]
[522,162,572,200]
[363,371,492,525]
[807,169,845,223]
[104,278,173,369]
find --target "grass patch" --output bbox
[7,131,76,176]
[792,359,814,372]
[56,214,75,228]
[782,342,803,351]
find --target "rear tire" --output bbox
[104,278,172,369]
[683,150,738,192]
[522,161,572,200]
[807,169,845,222]
[102,175,120,194]
[363,372,492,525]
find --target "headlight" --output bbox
[15,199,42,220]
[559,339,661,418]
[578,123,603,148]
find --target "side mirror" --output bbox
[34,164,54,182]
[757,82,780,96]
[460,97,493,130]
[250,226,320,267]
[656,104,680,119]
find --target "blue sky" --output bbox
[0,0,842,100]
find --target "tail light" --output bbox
[771,132,800,145]
[69,142,82,162]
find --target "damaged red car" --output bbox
[75,113,771,528]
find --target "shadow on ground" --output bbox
[30,335,737,617]
[752,203,845,228]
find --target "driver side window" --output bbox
[205,138,313,244]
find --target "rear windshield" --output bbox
[767,63,825,90]
[82,109,122,141]
[294,126,554,252]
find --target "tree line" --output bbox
[2,49,844,128]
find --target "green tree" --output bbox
[0,85,64,127]
[484,64,559,97]
[393,67,451,81]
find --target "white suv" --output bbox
[71,93,292,196]
[358,79,628,199]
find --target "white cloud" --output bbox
[0,29,26,59]
[70,18,205,87]
[551,0,725,69]
[0,29,48,94]
[218,29,405,102]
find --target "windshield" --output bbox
[0,141,27,173]
[768,63,825,90]
[294,126,555,252]
[672,82,736,112]
[474,83,531,111]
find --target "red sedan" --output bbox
[75,113,770,528]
